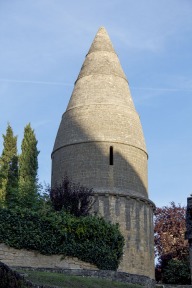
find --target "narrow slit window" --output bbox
[109,146,113,165]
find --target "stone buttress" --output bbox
[52,27,155,279]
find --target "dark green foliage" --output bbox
[163,259,191,284]
[49,177,94,216]
[0,207,124,270]
[0,123,41,210]
[18,123,40,208]
[0,124,18,207]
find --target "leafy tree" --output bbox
[49,177,94,217]
[0,124,18,207]
[154,202,190,283]
[18,123,39,207]
[154,202,188,261]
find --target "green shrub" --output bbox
[163,259,191,284]
[0,207,124,270]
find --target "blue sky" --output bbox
[0,0,191,208]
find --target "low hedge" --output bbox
[0,208,124,270]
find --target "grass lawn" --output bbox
[15,269,144,288]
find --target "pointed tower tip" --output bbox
[97,26,107,32]
[88,26,115,54]
[76,26,127,82]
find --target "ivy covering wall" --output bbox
[0,207,124,270]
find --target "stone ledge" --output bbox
[94,192,156,211]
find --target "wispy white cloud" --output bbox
[131,87,192,92]
[1,78,191,93]
[110,1,192,53]
[0,78,73,86]
[1,77,192,92]
[32,120,51,129]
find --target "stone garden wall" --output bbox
[0,243,98,270]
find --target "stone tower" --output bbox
[52,27,155,279]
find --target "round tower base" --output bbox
[92,192,155,279]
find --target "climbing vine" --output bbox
[0,207,124,270]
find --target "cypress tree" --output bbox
[0,124,18,207]
[18,123,40,207]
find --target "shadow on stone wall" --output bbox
[52,110,149,200]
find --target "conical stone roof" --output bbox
[53,27,147,156]
[76,27,127,82]
[88,26,117,54]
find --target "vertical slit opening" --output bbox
[110,146,113,165]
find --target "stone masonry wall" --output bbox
[0,243,98,270]
[93,193,155,279]
[52,142,148,199]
